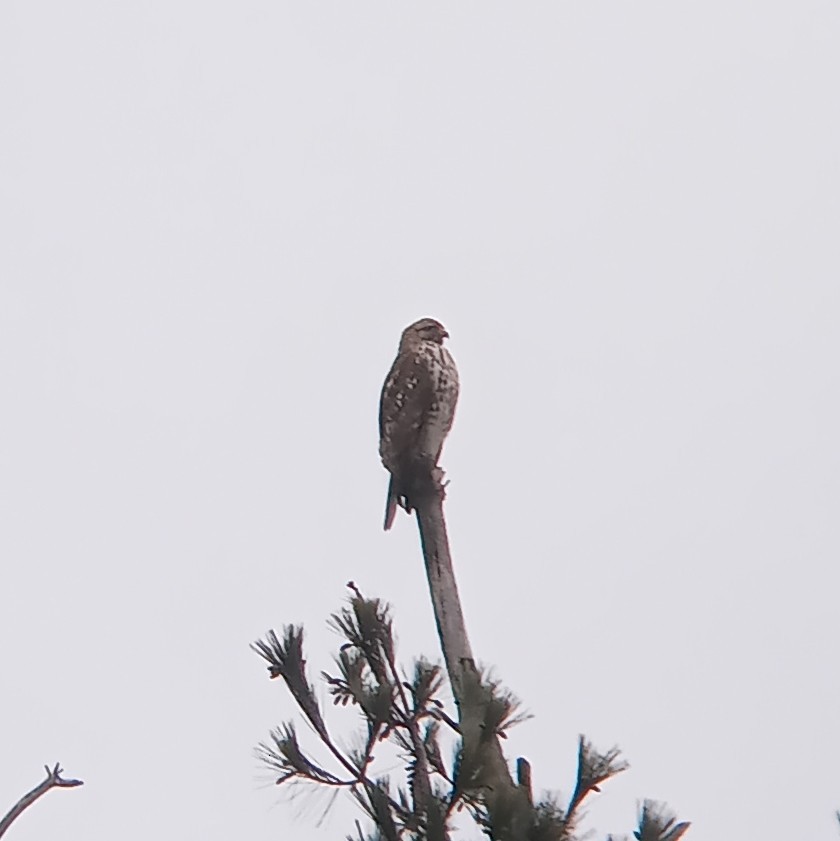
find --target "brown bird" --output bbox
[379,318,459,530]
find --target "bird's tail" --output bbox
[383,475,398,531]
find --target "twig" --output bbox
[0,763,83,839]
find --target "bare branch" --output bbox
[413,470,475,701]
[414,473,533,840]
[516,758,532,806]
[0,763,83,839]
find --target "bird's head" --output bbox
[401,317,450,348]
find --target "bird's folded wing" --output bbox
[379,353,435,463]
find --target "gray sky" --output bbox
[2,3,838,839]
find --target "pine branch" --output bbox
[329,586,395,688]
[384,647,433,823]
[256,722,346,786]
[325,586,441,831]
[254,629,394,804]
[567,736,629,821]
[253,538,688,841]
[634,800,691,841]
[251,626,329,741]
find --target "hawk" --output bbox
[379,318,459,530]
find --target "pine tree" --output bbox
[253,466,690,841]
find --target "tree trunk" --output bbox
[414,485,532,840]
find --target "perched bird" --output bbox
[379,318,459,530]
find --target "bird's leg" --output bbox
[404,455,443,510]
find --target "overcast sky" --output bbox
[2,3,838,840]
